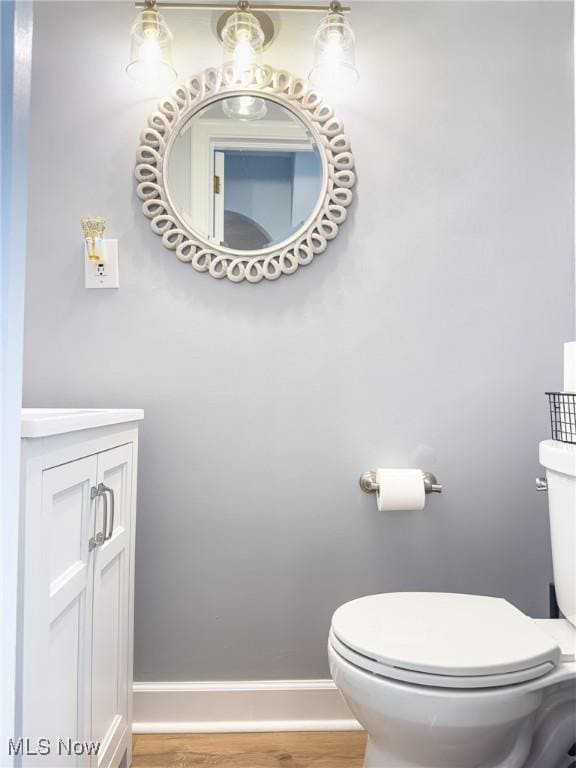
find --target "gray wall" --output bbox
[23,1,574,681]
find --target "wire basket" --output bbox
[546,392,576,444]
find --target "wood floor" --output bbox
[132,732,367,767]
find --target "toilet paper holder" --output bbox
[359,470,443,495]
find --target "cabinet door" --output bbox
[23,456,98,767]
[90,444,133,768]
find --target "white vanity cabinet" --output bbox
[19,410,143,768]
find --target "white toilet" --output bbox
[329,439,576,768]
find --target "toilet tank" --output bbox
[539,440,576,626]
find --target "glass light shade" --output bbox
[309,11,359,89]
[84,236,105,263]
[221,11,264,81]
[80,217,106,262]
[126,8,177,90]
[222,95,268,121]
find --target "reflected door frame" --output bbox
[210,138,313,245]
[188,118,312,245]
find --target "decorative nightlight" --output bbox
[81,216,106,263]
[80,217,120,289]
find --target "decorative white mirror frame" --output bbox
[135,65,356,283]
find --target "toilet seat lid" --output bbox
[331,593,560,678]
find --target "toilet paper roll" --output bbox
[376,468,426,512]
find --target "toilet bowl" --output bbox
[329,594,575,768]
[329,440,576,768]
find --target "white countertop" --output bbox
[21,408,144,438]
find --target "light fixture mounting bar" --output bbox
[135,2,350,12]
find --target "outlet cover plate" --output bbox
[85,239,119,289]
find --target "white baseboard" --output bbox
[132,680,361,734]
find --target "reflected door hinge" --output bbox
[213,175,221,194]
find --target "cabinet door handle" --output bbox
[100,484,115,541]
[89,485,108,551]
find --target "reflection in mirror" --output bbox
[166,96,323,252]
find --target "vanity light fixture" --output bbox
[221,2,265,78]
[80,216,106,263]
[220,2,268,119]
[309,0,358,88]
[126,0,177,89]
[130,1,357,90]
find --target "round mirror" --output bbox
[136,67,355,283]
[165,94,324,253]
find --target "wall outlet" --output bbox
[85,239,119,289]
